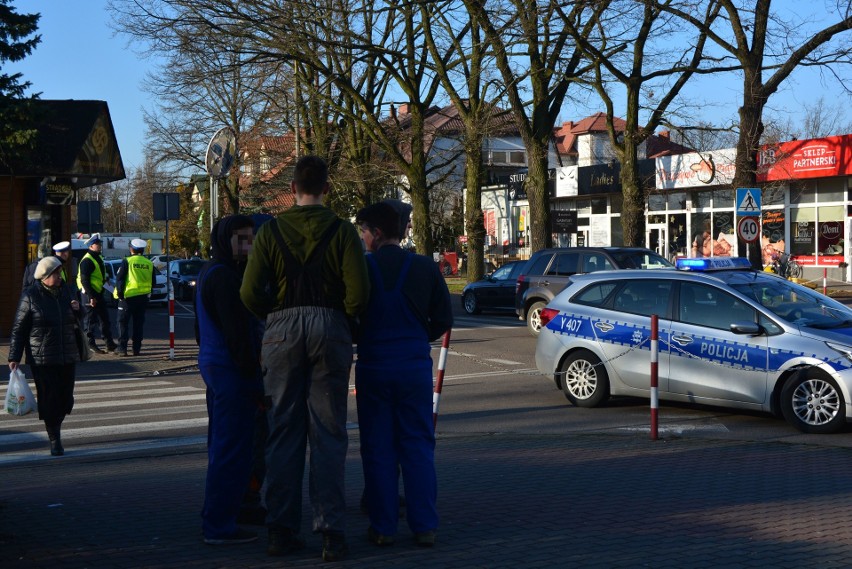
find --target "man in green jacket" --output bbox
[240,155,369,563]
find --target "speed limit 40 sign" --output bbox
[737,216,760,243]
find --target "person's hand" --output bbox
[9,361,18,372]
[89,297,97,307]
[71,300,80,311]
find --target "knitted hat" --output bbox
[34,256,63,280]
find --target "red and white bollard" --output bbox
[650,315,659,441]
[433,330,452,429]
[168,283,175,360]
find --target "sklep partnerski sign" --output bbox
[757,134,852,182]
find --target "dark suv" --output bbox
[515,247,673,336]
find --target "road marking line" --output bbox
[487,358,525,366]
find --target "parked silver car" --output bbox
[535,257,852,433]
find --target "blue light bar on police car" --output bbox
[675,257,753,271]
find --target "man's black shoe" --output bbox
[267,528,306,556]
[106,343,118,353]
[236,504,267,526]
[322,532,348,562]
[88,345,105,354]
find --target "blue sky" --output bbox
[9,1,152,170]
[9,1,851,176]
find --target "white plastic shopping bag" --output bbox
[5,368,37,416]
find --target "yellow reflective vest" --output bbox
[115,255,154,299]
[77,252,104,294]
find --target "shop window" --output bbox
[762,186,784,206]
[591,198,607,214]
[667,192,686,210]
[690,190,712,209]
[610,216,623,246]
[577,200,591,215]
[790,182,816,204]
[817,178,844,202]
[712,189,733,208]
[648,192,666,211]
[791,207,815,256]
[817,205,843,255]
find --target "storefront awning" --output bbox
[0,99,125,188]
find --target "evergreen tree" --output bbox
[0,0,40,168]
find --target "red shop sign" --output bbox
[757,134,852,182]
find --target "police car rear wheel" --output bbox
[780,370,845,434]
[527,301,546,337]
[559,349,610,408]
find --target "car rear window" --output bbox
[526,254,553,276]
[610,251,672,269]
[548,253,579,276]
[572,282,619,307]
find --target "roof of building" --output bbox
[0,99,125,187]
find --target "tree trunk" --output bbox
[526,141,551,252]
[464,151,485,282]
[619,115,644,247]
[733,69,767,269]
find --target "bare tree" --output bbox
[109,0,288,217]
[563,0,722,246]
[661,0,852,263]
[462,0,608,252]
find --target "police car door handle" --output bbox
[671,334,693,346]
[541,280,550,286]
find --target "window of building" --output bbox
[713,189,734,208]
[509,151,526,164]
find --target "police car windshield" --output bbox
[731,280,852,328]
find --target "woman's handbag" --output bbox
[5,368,37,416]
[74,318,91,362]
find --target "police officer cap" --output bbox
[52,241,71,253]
[85,233,102,246]
[130,238,147,250]
[34,256,63,281]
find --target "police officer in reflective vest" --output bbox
[114,239,155,357]
[77,233,118,354]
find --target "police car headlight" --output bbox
[189,280,196,287]
[826,342,852,363]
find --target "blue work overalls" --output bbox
[197,264,263,540]
[356,253,438,537]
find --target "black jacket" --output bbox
[9,283,81,366]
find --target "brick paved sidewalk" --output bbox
[3,432,852,569]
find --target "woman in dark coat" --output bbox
[9,256,82,456]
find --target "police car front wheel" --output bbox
[780,370,846,434]
[559,349,610,408]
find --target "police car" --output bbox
[534,257,852,434]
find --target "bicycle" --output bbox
[772,252,803,279]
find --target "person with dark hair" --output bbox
[76,233,117,354]
[354,200,453,548]
[196,214,265,545]
[240,155,370,562]
[21,241,73,291]
[114,239,155,357]
[9,256,83,456]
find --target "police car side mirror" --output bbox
[730,321,762,336]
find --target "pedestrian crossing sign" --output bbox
[736,188,761,216]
